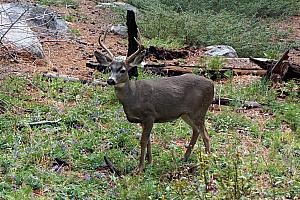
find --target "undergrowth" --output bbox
[125,0,300,57]
[0,72,299,199]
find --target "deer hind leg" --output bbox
[198,123,210,154]
[181,114,200,161]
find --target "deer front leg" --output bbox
[134,119,153,174]
[146,139,152,164]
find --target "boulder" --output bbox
[0,3,69,58]
[110,24,127,37]
[97,2,139,13]
[204,45,238,58]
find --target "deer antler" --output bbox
[98,28,114,60]
[125,28,144,64]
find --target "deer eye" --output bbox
[120,68,126,73]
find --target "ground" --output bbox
[0,0,299,199]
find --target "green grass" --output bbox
[37,0,79,8]
[0,72,299,199]
[124,0,300,57]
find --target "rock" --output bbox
[204,45,238,58]
[0,3,69,58]
[28,5,69,35]
[97,2,139,13]
[0,3,44,58]
[110,24,127,37]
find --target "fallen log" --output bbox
[143,64,267,78]
[145,46,189,60]
[250,51,300,81]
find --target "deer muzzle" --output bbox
[107,78,116,85]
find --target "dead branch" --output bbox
[250,51,300,81]
[28,118,62,126]
[0,7,29,44]
[104,156,122,177]
[42,73,107,86]
[266,50,290,83]
[212,97,262,109]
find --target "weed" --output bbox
[64,15,77,22]
[70,28,81,37]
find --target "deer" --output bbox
[94,30,214,174]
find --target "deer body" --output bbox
[115,74,213,124]
[94,30,214,174]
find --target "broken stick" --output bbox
[104,156,122,177]
[42,73,107,86]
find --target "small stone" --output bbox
[204,45,238,58]
[110,24,128,37]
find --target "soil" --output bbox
[0,0,299,81]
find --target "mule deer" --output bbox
[94,30,214,174]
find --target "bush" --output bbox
[126,0,299,57]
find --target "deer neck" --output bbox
[114,80,136,104]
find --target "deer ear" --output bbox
[94,51,112,66]
[128,51,145,67]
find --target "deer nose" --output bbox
[107,78,116,85]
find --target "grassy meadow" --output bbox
[0,71,299,199]
[1,0,300,199]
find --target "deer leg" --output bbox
[134,120,153,174]
[141,124,152,164]
[181,115,200,161]
[145,139,152,164]
[198,123,210,154]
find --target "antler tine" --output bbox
[125,28,144,64]
[98,28,114,59]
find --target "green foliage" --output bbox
[38,0,79,8]
[70,28,81,36]
[126,0,299,57]
[0,73,299,198]
[158,0,300,18]
[263,49,283,59]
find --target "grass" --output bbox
[37,0,79,8]
[125,0,300,57]
[0,71,299,199]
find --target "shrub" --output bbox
[126,0,299,57]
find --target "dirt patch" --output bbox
[0,0,128,80]
[1,1,299,81]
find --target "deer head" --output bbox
[94,29,145,86]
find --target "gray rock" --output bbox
[0,3,69,58]
[0,3,44,58]
[97,2,139,13]
[28,5,69,35]
[204,45,238,58]
[110,24,127,37]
